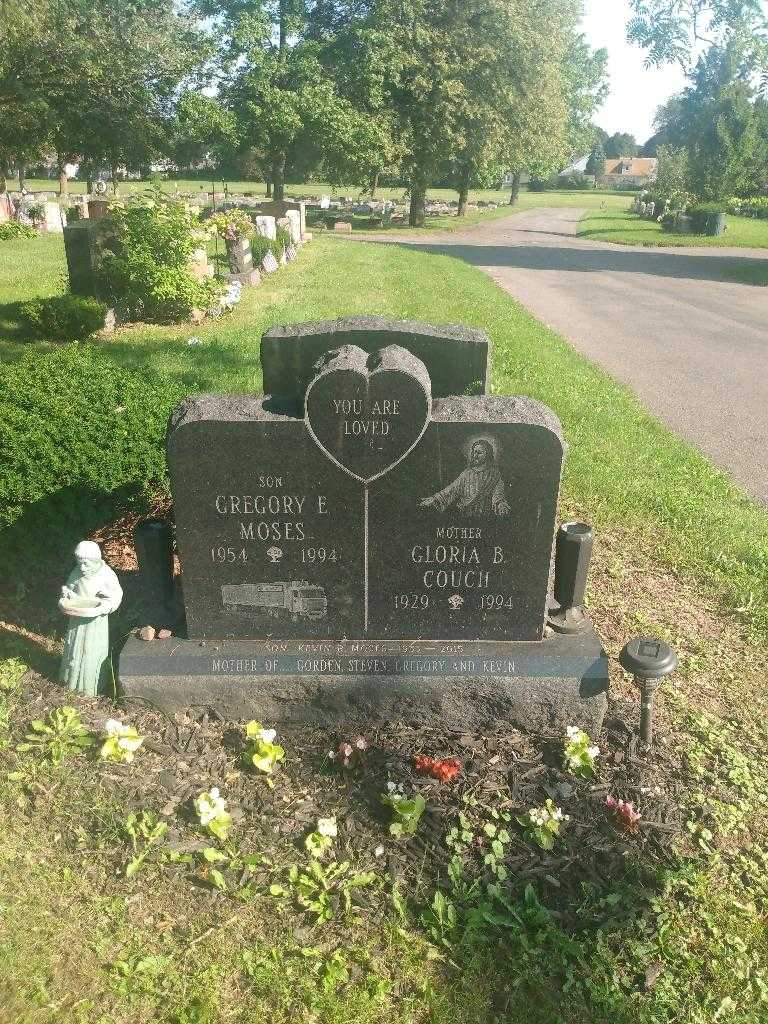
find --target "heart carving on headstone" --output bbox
[305,344,432,484]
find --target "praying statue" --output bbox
[59,541,123,696]
[420,439,511,517]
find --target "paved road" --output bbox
[390,207,768,504]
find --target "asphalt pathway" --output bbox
[388,208,768,504]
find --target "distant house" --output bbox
[600,157,657,188]
[558,156,589,177]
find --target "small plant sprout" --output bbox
[605,795,642,832]
[518,799,569,850]
[194,787,232,842]
[381,782,426,838]
[563,725,600,778]
[100,719,144,763]
[305,816,338,858]
[17,706,93,764]
[414,754,462,782]
[328,735,368,769]
[244,721,285,784]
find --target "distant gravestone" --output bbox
[225,235,253,274]
[43,200,65,233]
[261,316,489,402]
[284,210,302,244]
[120,322,609,733]
[254,215,276,240]
[258,199,306,238]
[63,219,117,298]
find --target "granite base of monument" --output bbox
[118,629,608,734]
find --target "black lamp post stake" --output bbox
[619,638,679,748]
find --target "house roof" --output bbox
[604,157,658,176]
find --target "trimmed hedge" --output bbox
[0,345,188,567]
[19,294,109,342]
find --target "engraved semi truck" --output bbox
[221,581,328,620]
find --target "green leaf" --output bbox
[210,869,227,890]
[202,847,228,863]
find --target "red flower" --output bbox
[414,755,461,782]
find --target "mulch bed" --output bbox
[5,666,689,929]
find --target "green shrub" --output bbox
[250,234,273,264]
[19,294,108,342]
[275,226,292,253]
[0,222,36,241]
[0,345,187,569]
[97,188,223,323]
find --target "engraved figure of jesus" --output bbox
[420,439,511,516]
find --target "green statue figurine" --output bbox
[59,541,123,696]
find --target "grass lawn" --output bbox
[578,208,768,285]
[2,227,768,1023]
[579,206,768,249]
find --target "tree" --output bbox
[1,0,208,195]
[586,140,606,178]
[169,93,235,174]
[653,144,692,206]
[627,0,768,70]
[604,132,638,157]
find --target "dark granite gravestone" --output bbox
[261,316,489,403]
[63,219,116,299]
[121,325,609,733]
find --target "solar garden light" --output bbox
[619,638,679,749]
[548,522,594,634]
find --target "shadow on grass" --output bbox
[0,299,38,344]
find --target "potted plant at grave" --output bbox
[26,202,45,226]
[689,202,727,236]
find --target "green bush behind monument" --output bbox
[0,345,185,570]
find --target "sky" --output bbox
[580,0,688,145]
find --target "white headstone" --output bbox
[43,200,65,232]
[284,209,302,244]
[320,195,331,209]
[254,215,277,240]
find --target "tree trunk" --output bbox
[456,164,471,216]
[0,162,7,194]
[57,156,69,197]
[86,175,94,194]
[369,169,379,198]
[266,179,273,198]
[508,171,521,205]
[110,164,118,194]
[272,152,286,202]
[409,166,427,227]
[17,163,26,190]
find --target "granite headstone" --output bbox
[120,322,609,733]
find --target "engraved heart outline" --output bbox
[305,365,432,485]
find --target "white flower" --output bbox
[104,718,123,735]
[374,844,385,858]
[317,816,337,838]
[327,750,336,760]
[587,746,600,759]
[196,787,227,826]
[354,737,369,750]
[386,781,397,793]
[258,727,277,744]
[565,725,580,740]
